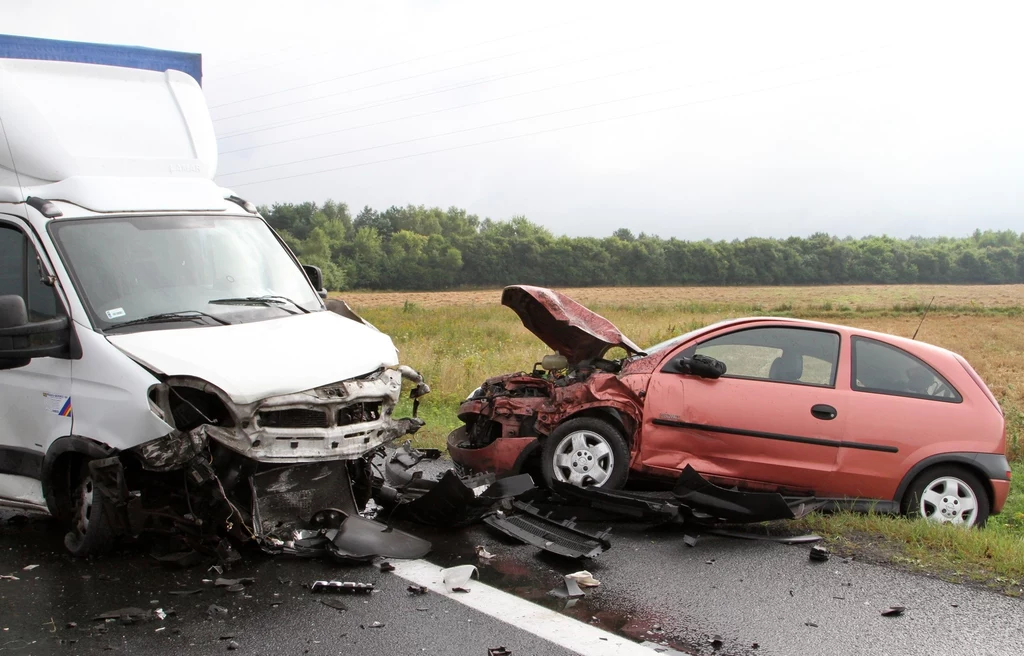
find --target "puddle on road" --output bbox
[416,524,700,655]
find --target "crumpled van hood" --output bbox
[501,285,644,364]
[107,310,399,404]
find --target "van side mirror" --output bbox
[301,264,328,299]
[0,294,71,370]
[661,353,727,379]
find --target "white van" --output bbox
[0,56,428,555]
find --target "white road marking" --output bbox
[391,559,658,656]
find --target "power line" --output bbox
[219,46,882,170]
[225,63,890,189]
[215,39,672,136]
[206,19,576,83]
[219,63,658,155]
[212,49,533,118]
[218,78,719,177]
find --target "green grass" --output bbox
[788,469,1024,595]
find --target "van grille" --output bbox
[259,408,329,429]
[338,402,382,426]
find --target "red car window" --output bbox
[690,326,840,388]
[851,336,962,403]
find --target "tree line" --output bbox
[260,200,1024,290]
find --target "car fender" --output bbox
[893,452,1010,506]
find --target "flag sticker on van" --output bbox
[43,393,73,418]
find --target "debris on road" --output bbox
[442,564,478,593]
[380,561,396,572]
[476,545,495,560]
[310,581,374,594]
[227,639,240,650]
[22,564,39,571]
[706,529,823,545]
[548,575,585,599]
[809,545,831,562]
[407,585,428,595]
[805,622,819,628]
[214,577,254,588]
[565,571,601,587]
[483,501,611,559]
[881,606,907,617]
[320,599,348,611]
[488,647,513,655]
[683,534,699,547]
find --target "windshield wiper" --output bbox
[107,310,231,331]
[208,295,311,314]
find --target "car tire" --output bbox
[63,463,116,556]
[901,465,990,528]
[541,417,630,490]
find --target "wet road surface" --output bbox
[3,501,1023,655]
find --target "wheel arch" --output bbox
[894,452,1004,511]
[41,436,117,521]
[558,406,636,446]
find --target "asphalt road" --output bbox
[3,487,1022,656]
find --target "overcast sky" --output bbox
[4,0,1023,240]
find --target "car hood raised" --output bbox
[107,310,399,404]
[501,285,644,363]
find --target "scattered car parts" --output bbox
[483,501,612,559]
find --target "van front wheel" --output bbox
[63,464,115,556]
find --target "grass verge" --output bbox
[788,469,1024,596]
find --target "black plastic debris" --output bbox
[407,585,428,595]
[548,576,585,599]
[379,561,395,572]
[550,481,680,522]
[310,581,374,594]
[805,622,819,628]
[214,577,254,588]
[881,606,906,617]
[391,471,536,528]
[320,599,347,612]
[207,604,229,616]
[488,648,512,656]
[707,529,823,545]
[683,534,699,547]
[483,501,611,559]
[672,465,796,523]
[708,635,724,649]
[153,550,204,569]
[809,545,830,562]
[168,589,202,596]
[92,608,150,622]
[324,516,431,561]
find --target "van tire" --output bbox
[63,464,116,556]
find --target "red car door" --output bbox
[638,323,846,494]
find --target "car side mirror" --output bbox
[661,353,727,379]
[301,264,328,299]
[0,294,71,370]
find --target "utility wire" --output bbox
[219,78,722,176]
[219,63,659,154]
[211,49,527,111]
[219,46,883,172]
[207,18,577,83]
[215,38,672,135]
[226,63,890,189]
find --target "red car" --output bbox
[448,286,1010,527]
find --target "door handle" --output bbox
[811,404,837,420]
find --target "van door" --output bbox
[0,218,73,508]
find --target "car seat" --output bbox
[769,351,803,382]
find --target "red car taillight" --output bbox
[955,354,1003,415]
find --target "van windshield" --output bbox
[50,214,322,332]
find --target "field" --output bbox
[338,284,1024,592]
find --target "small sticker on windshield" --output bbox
[106,308,126,320]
